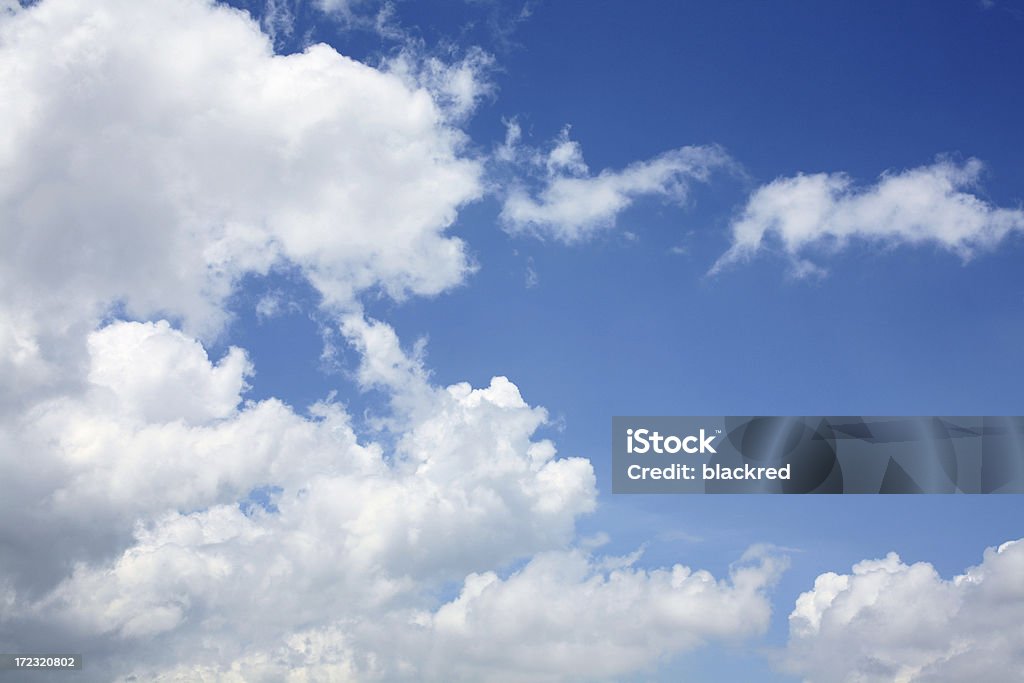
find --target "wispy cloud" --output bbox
[499,124,734,243]
[711,158,1024,277]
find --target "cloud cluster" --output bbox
[122,545,784,683]
[712,158,1024,276]
[0,311,792,682]
[4,314,597,672]
[0,2,786,681]
[783,539,1024,682]
[499,125,732,243]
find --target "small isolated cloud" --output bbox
[668,232,696,256]
[782,538,1024,682]
[255,291,283,320]
[524,256,539,288]
[659,529,704,543]
[316,0,363,11]
[311,0,385,26]
[525,265,539,288]
[499,125,732,243]
[711,158,1024,276]
[254,289,303,321]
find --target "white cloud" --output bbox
[422,546,787,682]
[316,0,368,14]
[33,538,784,682]
[525,259,539,288]
[386,46,497,121]
[2,314,595,672]
[495,116,523,163]
[260,0,296,46]
[255,291,282,320]
[4,313,595,576]
[499,126,731,242]
[783,539,1024,682]
[87,320,252,425]
[543,128,589,177]
[0,0,481,404]
[712,158,1024,276]
[0,313,787,682]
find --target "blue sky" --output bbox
[2,1,1024,681]
[231,0,1024,416]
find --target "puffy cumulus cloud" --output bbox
[138,548,782,683]
[0,319,359,593]
[782,539,1024,683]
[87,320,252,425]
[0,0,481,399]
[0,314,786,682]
[422,546,787,682]
[711,158,1024,276]
[65,544,784,682]
[1,314,594,586]
[0,314,596,674]
[499,126,732,242]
